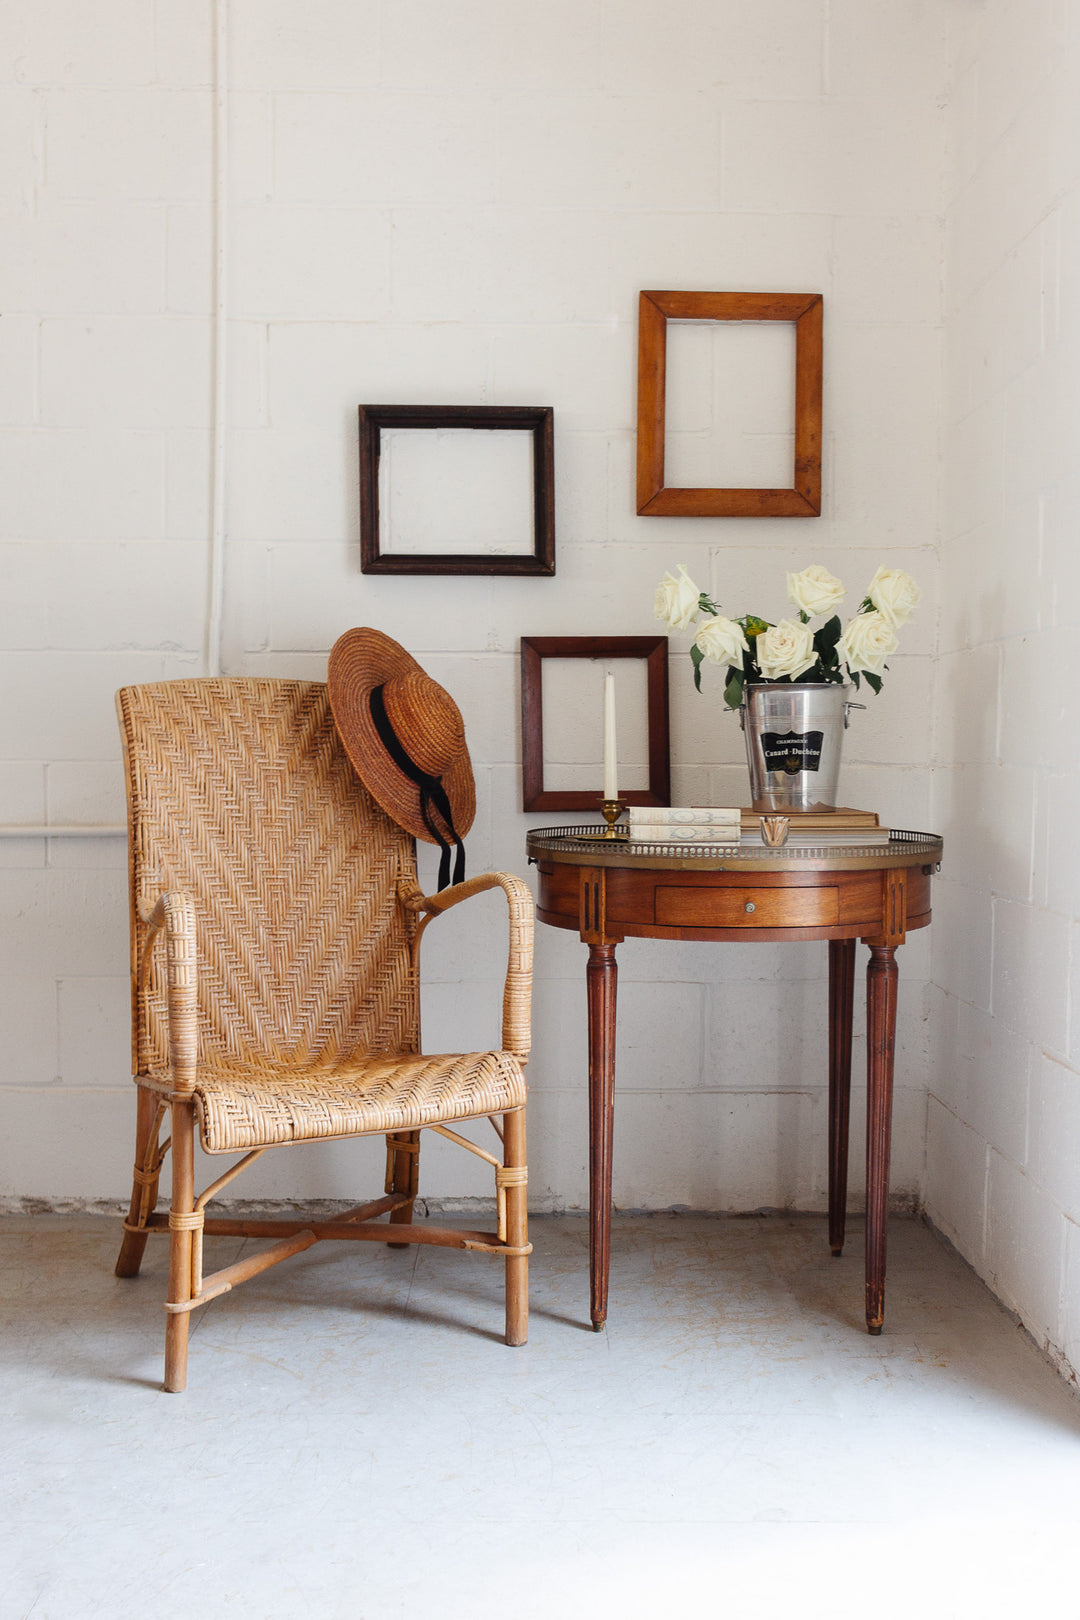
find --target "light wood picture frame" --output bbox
[520,635,670,812]
[636,290,823,518]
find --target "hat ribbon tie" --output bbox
[368,684,466,892]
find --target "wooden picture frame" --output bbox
[359,404,556,576]
[521,636,670,812]
[636,290,823,518]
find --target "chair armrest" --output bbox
[137,891,199,1091]
[404,873,534,1061]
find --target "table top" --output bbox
[526,825,944,876]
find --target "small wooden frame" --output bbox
[636,290,823,518]
[521,635,670,811]
[359,403,556,576]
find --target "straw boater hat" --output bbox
[328,627,475,891]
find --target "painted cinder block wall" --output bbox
[927,1,1080,1383]
[1,4,944,1216]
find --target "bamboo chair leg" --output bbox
[115,1087,165,1279]
[163,1099,197,1394]
[386,1129,420,1248]
[503,1108,528,1347]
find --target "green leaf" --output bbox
[850,670,861,691]
[743,615,770,639]
[724,668,745,710]
[815,614,842,653]
[699,592,721,616]
[690,642,705,693]
[863,671,883,695]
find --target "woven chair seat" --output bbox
[143,1049,527,1154]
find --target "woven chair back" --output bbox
[118,679,419,1076]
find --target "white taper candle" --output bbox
[603,672,618,800]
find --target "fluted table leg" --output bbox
[865,943,898,1335]
[586,941,618,1331]
[828,938,856,1256]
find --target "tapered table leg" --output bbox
[586,941,618,1331]
[865,944,898,1335]
[828,938,856,1256]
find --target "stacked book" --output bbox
[741,807,891,847]
[626,807,892,847]
[628,807,741,845]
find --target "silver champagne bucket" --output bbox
[740,683,862,811]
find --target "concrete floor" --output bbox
[3,1211,1080,1620]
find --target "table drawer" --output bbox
[654,885,840,929]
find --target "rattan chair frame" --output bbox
[113,679,533,1393]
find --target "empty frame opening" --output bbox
[379,428,535,556]
[540,657,649,794]
[663,319,797,490]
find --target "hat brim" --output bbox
[328,627,476,847]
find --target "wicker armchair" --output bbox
[114,678,532,1392]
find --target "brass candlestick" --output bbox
[600,799,625,837]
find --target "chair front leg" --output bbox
[163,1096,198,1394]
[502,1107,528,1347]
[385,1129,421,1248]
[115,1087,166,1278]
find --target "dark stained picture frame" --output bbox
[521,635,670,812]
[636,290,823,518]
[359,403,556,576]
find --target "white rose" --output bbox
[867,567,920,627]
[787,564,846,618]
[756,618,817,681]
[654,564,702,631]
[838,610,899,676]
[694,615,749,667]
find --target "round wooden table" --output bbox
[526,826,943,1335]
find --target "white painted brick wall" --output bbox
[928,0,1080,1383]
[1,1,944,1235]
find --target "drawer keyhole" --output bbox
[744,901,756,914]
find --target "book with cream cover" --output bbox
[628,806,739,827]
[628,824,740,844]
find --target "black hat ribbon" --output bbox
[368,683,465,892]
